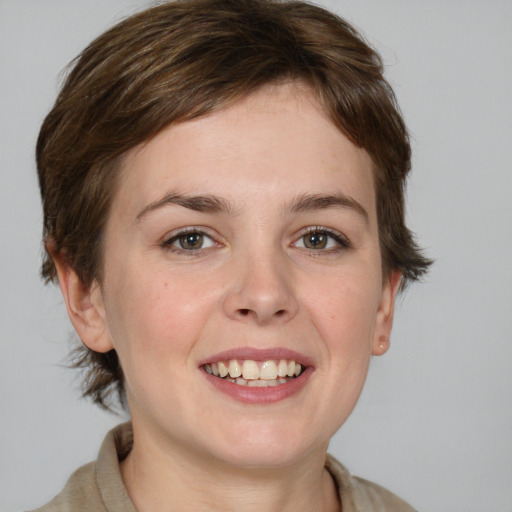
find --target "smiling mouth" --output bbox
[203,359,305,387]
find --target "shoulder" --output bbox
[28,423,135,512]
[326,454,418,512]
[27,461,102,512]
[349,476,418,512]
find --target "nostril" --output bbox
[236,308,287,319]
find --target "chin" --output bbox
[201,420,327,470]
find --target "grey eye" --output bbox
[164,231,216,251]
[178,232,205,250]
[302,232,328,249]
[295,230,342,250]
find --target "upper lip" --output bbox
[199,347,314,368]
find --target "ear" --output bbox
[372,270,402,356]
[51,248,114,354]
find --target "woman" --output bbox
[33,0,430,510]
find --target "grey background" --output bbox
[1,0,511,510]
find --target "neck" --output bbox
[120,425,340,512]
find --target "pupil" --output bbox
[180,233,202,249]
[306,232,326,249]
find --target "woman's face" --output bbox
[83,83,399,467]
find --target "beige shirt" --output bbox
[31,423,417,512]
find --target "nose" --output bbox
[223,250,299,325]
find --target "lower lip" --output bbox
[203,367,313,404]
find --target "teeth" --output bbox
[205,359,305,382]
[246,378,283,387]
[228,360,242,378]
[218,361,228,378]
[277,359,288,377]
[242,360,260,380]
[260,360,278,380]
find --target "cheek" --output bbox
[303,269,383,393]
[101,272,207,415]
[309,270,381,338]
[102,261,216,363]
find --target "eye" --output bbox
[293,228,350,252]
[163,229,216,252]
[301,232,331,250]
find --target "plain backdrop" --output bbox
[1,1,511,511]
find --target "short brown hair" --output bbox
[37,0,431,409]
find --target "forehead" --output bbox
[113,83,376,219]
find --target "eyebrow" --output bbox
[135,191,368,223]
[286,193,369,223]
[135,192,233,222]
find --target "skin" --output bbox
[54,82,401,512]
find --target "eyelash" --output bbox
[161,227,218,255]
[293,226,351,253]
[161,226,351,255]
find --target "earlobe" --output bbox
[50,248,114,354]
[372,270,402,356]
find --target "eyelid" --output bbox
[292,226,352,251]
[161,226,222,252]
